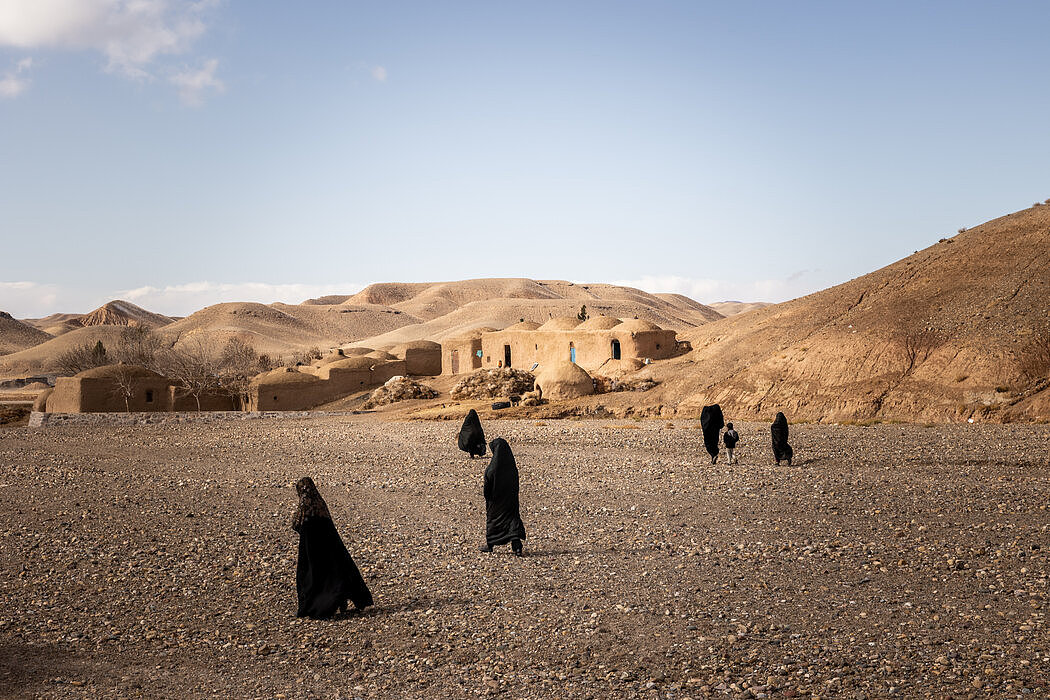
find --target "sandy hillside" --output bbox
[597,205,1050,422]
[158,302,421,358]
[0,312,52,356]
[0,325,128,376]
[22,300,174,338]
[707,301,773,317]
[346,279,723,347]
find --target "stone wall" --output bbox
[29,410,357,429]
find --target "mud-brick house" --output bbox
[441,327,498,375]
[246,355,408,411]
[473,317,678,374]
[43,364,236,413]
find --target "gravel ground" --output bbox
[1,417,1048,699]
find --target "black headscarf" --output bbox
[700,404,725,458]
[483,438,527,547]
[458,409,486,458]
[293,477,373,618]
[771,412,793,463]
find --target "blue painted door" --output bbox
[570,346,576,362]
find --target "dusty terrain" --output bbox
[2,417,1048,699]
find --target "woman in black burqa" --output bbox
[479,438,526,556]
[700,404,725,465]
[457,409,487,458]
[292,476,373,619]
[771,412,793,466]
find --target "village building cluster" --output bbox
[33,317,677,414]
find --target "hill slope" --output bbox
[0,326,128,375]
[616,205,1050,422]
[0,312,53,356]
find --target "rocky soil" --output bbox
[1,418,1048,699]
[362,378,438,409]
[450,369,535,401]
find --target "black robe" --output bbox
[484,438,527,547]
[296,516,373,618]
[771,412,793,464]
[700,404,725,459]
[458,409,487,458]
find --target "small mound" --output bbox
[503,321,541,331]
[616,318,662,332]
[538,317,582,331]
[450,368,535,400]
[534,361,594,400]
[576,316,622,330]
[251,367,320,385]
[363,377,438,408]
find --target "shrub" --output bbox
[954,373,968,383]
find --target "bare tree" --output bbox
[156,340,221,412]
[109,364,138,412]
[216,338,272,409]
[114,326,164,369]
[54,341,110,375]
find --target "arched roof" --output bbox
[576,316,623,330]
[76,364,163,379]
[537,317,582,331]
[616,318,663,332]
[503,321,541,331]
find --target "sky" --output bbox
[2,1,1049,318]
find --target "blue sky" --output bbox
[2,1,1049,317]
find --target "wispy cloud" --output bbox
[119,281,367,316]
[170,57,224,106]
[0,0,220,95]
[0,281,63,317]
[613,273,820,305]
[370,65,387,82]
[0,56,33,98]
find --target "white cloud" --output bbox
[0,281,64,317]
[0,0,219,96]
[0,56,33,98]
[170,57,223,105]
[370,65,387,82]
[613,273,820,305]
[119,281,367,316]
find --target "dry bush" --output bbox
[113,326,164,368]
[55,340,109,375]
[155,340,222,412]
[216,338,274,409]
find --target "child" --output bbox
[723,422,740,465]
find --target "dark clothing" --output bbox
[295,516,373,618]
[458,409,487,458]
[293,477,372,619]
[700,404,725,459]
[484,438,527,547]
[724,429,739,449]
[771,412,793,464]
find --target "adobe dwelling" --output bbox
[247,355,408,411]
[472,316,678,374]
[390,340,441,376]
[441,326,497,375]
[47,365,167,413]
[43,364,237,413]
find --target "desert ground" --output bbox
[1,416,1048,699]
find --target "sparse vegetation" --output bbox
[54,340,110,375]
[577,305,589,321]
[995,386,1010,393]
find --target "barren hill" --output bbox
[157,302,420,357]
[0,312,53,356]
[605,205,1050,422]
[22,300,174,337]
[0,325,128,375]
[345,279,723,347]
[708,301,773,317]
[80,300,174,329]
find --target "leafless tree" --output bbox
[216,338,273,409]
[54,340,109,375]
[109,364,138,412]
[113,326,164,369]
[156,339,221,412]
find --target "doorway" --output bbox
[450,349,459,374]
[569,342,576,363]
[611,339,621,360]
[504,344,512,368]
